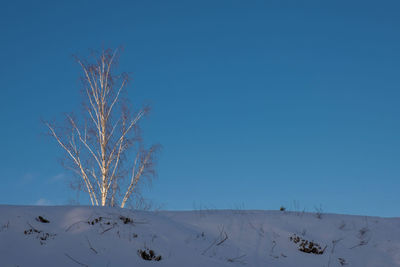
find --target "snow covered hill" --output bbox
[0,205,399,266]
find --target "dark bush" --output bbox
[290,234,326,255]
[138,248,162,261]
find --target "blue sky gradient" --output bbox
[1,1,399,216]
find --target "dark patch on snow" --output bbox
[24,226,56,245]
[88,217,103,225]
[119,215,134,225]
[290,234,326,254]
[36,216,50,223]
[138,248,162,261]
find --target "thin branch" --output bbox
[104,49,118,96]
[121,147,153,208]
[68,115,102,169]
[106,79,126,120]
[64,253,89,267]
[86,236,98,254]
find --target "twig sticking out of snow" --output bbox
[0,221,9,232]
[327,238,343,267]
[227,254,246,265]
[350,226,370,249]
[100,226,115,234]
[64,253,89,267]
[216,232,228,246]
[65,220,88,232]
[248,222,265,237]
[66,214,97,232]
[202,225,229,255]
[314,205,324,219]
[86,236,98,254]
[349,240,369,249]
[269,240,279,259]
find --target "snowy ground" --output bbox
[0,206,399,266]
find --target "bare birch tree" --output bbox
[46,48,159,208]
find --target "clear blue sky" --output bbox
[1,1,399,217]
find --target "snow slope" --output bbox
[0,205,399,266]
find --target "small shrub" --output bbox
[24,227,56,245]
[314,205,323,219]
[289,234,326,254]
